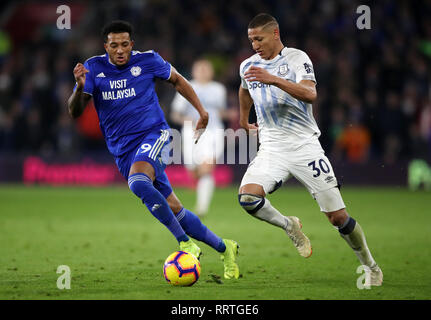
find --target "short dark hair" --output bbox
[248,13,278,29]
[102,20,133,42]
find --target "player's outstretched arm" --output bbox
[238,86,258,134]
[244,66,317,103]
[167,67,209,142]
[67,63,92,118]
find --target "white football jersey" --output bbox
[239,47,321,151]
[171,80,227,130]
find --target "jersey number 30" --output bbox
[308,159,330,177]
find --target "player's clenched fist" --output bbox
[73,63,89,89]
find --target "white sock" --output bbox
[196,174,214,215]
[253,198,288,229]
[340,221,377,268]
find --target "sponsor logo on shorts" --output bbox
[325,176,335,183]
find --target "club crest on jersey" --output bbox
[130,66,141,77]
[278,64,289,76]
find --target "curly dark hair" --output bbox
[101,20,133,42]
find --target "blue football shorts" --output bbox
[116,128,173,199]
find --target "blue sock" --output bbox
[176,208,226,253]
[128,173,189,243]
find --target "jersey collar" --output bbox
[262,47,287,63]
[278,47,287,56]
[106,53,133,70]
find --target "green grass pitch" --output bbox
[0,185,430,300]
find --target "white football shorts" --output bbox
[240,139,346,212]
[182,125,225,170]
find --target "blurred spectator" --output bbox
[335,120,371,164]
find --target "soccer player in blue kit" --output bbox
[67,21,239,279]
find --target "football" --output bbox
[163,251,201,286]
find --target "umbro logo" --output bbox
[96,72,106,78]
[325,176,335,183]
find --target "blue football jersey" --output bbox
[75,50,172,157]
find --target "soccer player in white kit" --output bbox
[237,13,383,286]
[171,59,227,216]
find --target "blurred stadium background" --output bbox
[0,0,430,188]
